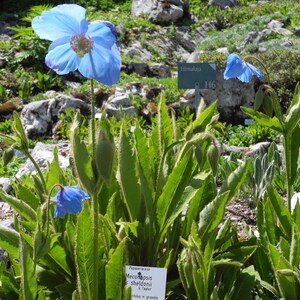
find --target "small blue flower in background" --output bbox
[52,185,90,218]
[32,4,121,85]
[224,53,264,83]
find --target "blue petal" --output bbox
[224,54,245,79]
[224,53,264,83]
[87,21,117,48]
[101,21,118,40]
[65,186,90,200]
[78,43,121,85]
[52,186,89,218]
[54,203,67,218]
[32,4,87,41]
[48,36,71,51]
[237,63,264,83]
[46,43,80,74]
[246,62,265,81]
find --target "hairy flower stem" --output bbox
[91,79,96,158]
[284,134,293,211]
[25,150,47,193]
[90,79,99,300]
[244,55,271,85]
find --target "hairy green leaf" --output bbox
[46,147,62,192]
[117,125,140,221]
[156,149,193,234]
[19,233,37,300]
[70,114,95,194]
[192,100,217,134]
[241,107,284,133]
[75,203,93,300]
[267,185,292,240]
[231,266,256,300]
[106,241,125,300]
[0,190,36,222]
[0,225,19,260]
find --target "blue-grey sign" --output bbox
[178,63,216,89]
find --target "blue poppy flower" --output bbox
[224,53,264,83]
[52,185,90,218]
[32,4,121,85]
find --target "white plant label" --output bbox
[125,265,167,300]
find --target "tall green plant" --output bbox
[241,83,300,211]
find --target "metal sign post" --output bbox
[194,81,200,111]
[178,63,217,113]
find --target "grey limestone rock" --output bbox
[208,0,240,9]
[15,142,70,180]
[132,0,189,25]
[182,69,256,123]
[21,94,90,138]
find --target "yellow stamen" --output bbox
[70,34,94,58]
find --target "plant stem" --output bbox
[90,79,99,300]
[91,79,96,158]
[244,55,271,85]
[284,133,293,211]
[25,150,47,193]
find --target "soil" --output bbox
[225,198,257,238]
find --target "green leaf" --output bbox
[2,147,15,165]
[47,243,73,278]
[19,233,38,300]
[290,224,300,267]
[117,125,141,221]
[46,147,62,192]
[134,124,154,213]
[262,94,273,117]
[287,83,300,116]
[219,159,250,200]
[198,191,230,240]
[55,282,77,299]
[15,185,39,210]
[185,173,215,237]
[268,244,300,299]
[0,190,36,222]
[231,266,256,300]
[95,135,114,186]
[0,225,20,260]
[0,262,19,300]
[215,245,257,264]
[106,240,126,300]
[75,203,93,300]
[70,114,96,194]
[254,87,264,110]
[267,185,292,240]
[241,107,284,133]
[291,124,300,185]
[13,111,29,151]
[156,149,193,233]
[286,91,300,132]
[157,92,173,156]
[192,100,217,134]
[276,268,300,299]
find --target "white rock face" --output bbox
[150,3,184,24]
[21,94,90,138]
[131,0,154,17]
[132,0,189,24]
[15,142,70,180]
[183,69,256,123]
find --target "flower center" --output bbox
[70,34,94,58]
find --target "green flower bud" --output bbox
[95,131,114,186]
[2,147,15,165]
[207,143,219,176]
